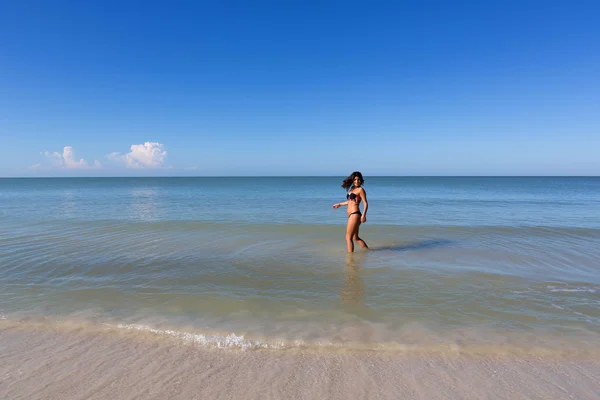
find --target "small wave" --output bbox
[547,286,597,293]
[109,323,296,350]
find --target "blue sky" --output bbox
[1,1,599,176]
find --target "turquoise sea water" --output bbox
[1,177,599,353]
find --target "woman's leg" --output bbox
[345,215,361,252]
[353,223,369,249]
[352,224,369,250]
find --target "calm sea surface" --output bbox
[1,177,599,353]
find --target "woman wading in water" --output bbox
[332,171,369,252]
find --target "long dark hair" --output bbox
[341,171,364,190]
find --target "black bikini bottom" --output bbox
[348,211,362,218]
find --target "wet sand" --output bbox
[1,325,599,400]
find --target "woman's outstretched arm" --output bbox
[333,201,348,209]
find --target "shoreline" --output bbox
[2,325,599,399]
[2,316,600,359]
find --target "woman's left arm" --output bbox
[360,188,368,223]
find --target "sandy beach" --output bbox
[2,323,599,400]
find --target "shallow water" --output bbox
[1,177,599,353]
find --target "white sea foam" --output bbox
[110,323,293,350]
[547,286,597,293]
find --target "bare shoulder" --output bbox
[359,187,367,195]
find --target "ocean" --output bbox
[1,176,599,355]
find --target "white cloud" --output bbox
[39,146,101,169]
[107,142,167,169]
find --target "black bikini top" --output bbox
[347,192,361,203]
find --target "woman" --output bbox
[332,171,369,252]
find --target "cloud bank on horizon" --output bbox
[34,146,102,170]
[107,142,167,169]
[33,142,167,171]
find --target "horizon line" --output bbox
[1,175,599,179]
